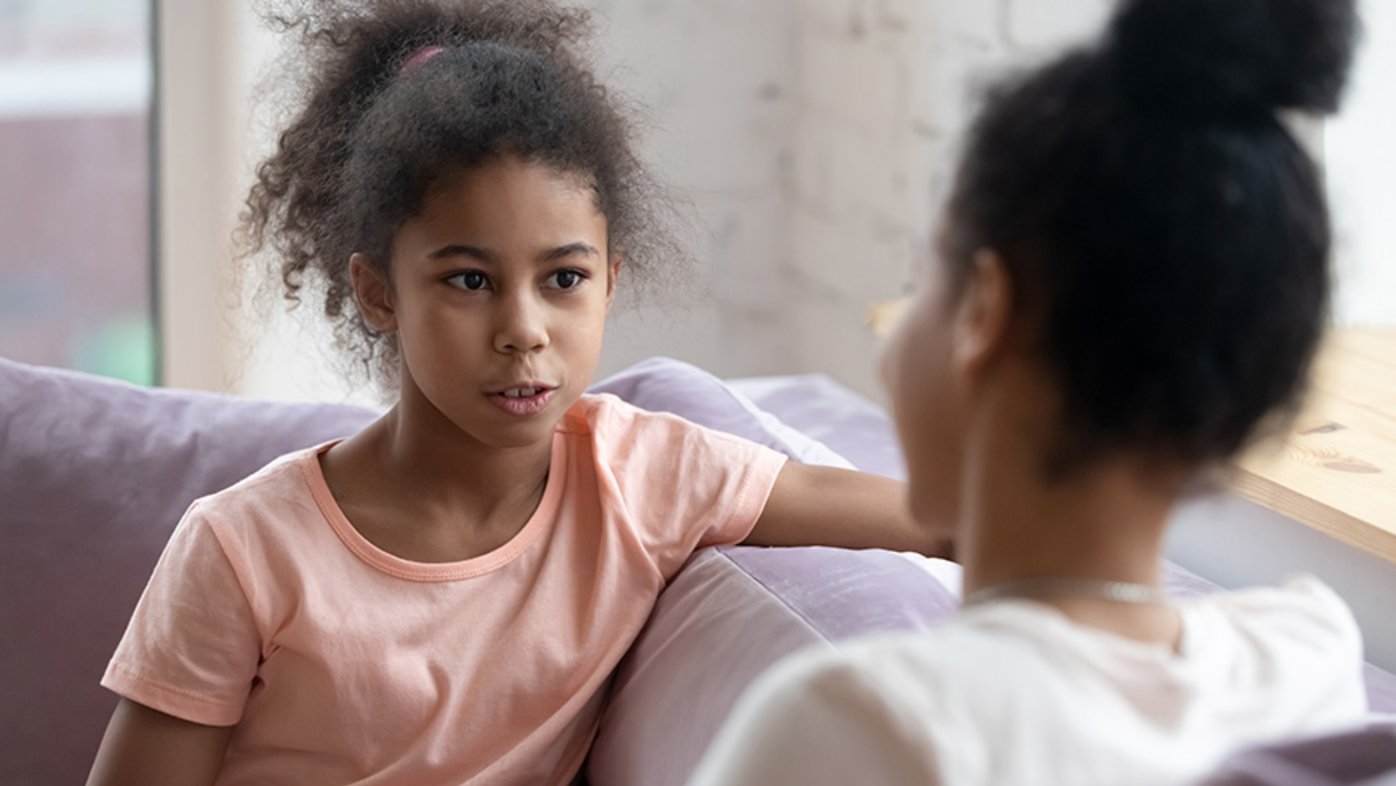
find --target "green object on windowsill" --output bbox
[70,315,156,387]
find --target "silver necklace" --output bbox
[962,578,1169,607]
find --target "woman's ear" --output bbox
[350,253,396,333]
[951,248,1013,383]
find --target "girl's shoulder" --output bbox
[557,392,630,434]
[561,392,784,463]
[560,392,714,440]
[181,442,334,537]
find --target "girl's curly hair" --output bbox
[238,0,678,388]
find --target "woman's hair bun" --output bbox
[1105,0,1360,117]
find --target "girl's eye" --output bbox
[547,269,585,290]
[447,271,490,291]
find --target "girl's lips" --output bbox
[486,387,555,417]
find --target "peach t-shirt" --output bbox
[102,394,787,785]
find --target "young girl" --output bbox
[85,2,943,784]
[693,0,1369,784]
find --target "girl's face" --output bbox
[358,155,617,449]
[879,243,967,534]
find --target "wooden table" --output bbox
[1230,327,1396,565]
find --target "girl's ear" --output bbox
[605,255,622,309]
[351,253,397,333]
[951,248,1013,384]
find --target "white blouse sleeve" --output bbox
[689,648,940,786]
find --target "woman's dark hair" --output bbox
[239,0,676,385]
[941,0,1360,474]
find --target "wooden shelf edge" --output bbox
[1226,469,1396,565]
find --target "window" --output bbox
[0,0,156,385]
[1325,0,1396,327]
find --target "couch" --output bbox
[3,356,1393,785]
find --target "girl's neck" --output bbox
[320,399,555,564]
[322,379,561,552]
[372,399,555,519]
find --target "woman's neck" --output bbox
[956,420,1186,646]
[959,464,1175,594]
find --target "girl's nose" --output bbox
[493,295,550,354]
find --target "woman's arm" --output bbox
[86,699,232,786]
[744,462,952,557]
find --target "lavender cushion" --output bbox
[586,546,961,786]
[591,357,854,469]
[1203,724,1396,785]
[729,373,907,480]
[0,358,378,785]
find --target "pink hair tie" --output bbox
[401,45,446,76]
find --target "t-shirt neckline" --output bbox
[298,434,567,582]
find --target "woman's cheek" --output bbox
[878,298,916,396]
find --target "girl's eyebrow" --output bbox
[543,242,599,262]
[426,242,599,264]
[428,243,495,263]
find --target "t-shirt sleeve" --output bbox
[593,398,788,579]
[689,649,939,786]
[101,500,263,726]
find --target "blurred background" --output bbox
[0,0,153,386]
[2,0,1392,403]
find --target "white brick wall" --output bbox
[587,0,799,383]
[593,0,1113,397]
